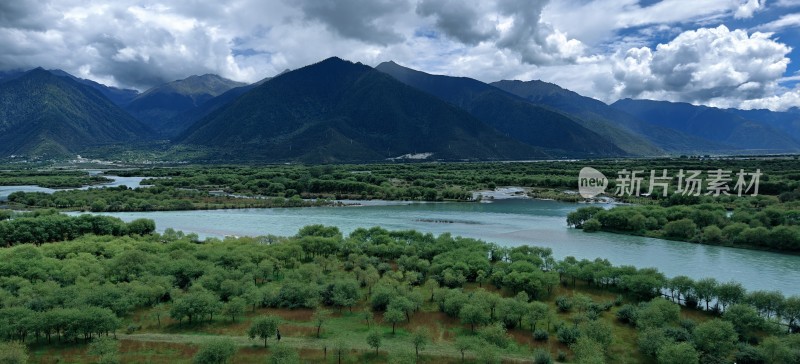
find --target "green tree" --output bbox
[693,319,738,362]
[459,302,490,332]
[557,325,580,345]
[694,278,718,311]
[581,320,613,351]
[571,337,605,364]
[170,290,220,324]
[88,337,120,364]
[454,337,474,362]
[311,308,331,338]
[782,296,800,331]
[663,218,697,239]
[222,297,246,322]
[362,307,375,328]
[267,345,300,364]
[716,281,745,311]
[248,316,280,347]
[127,218,156,235]
[0,341,28,364]
[384,308,405,334]
[193,339,237,364]
[656,342,699,364]
[479,322,510,348]
[411,328,429,359]
[367,330,382,355]
[637,298,680,329]
[583,218,602,232]
[759,336,795,364]
[637,328,669,357]
[723,304,763,338]
[526,301,551,332]
[333,340,347,364]
[533,349,553,364]
[388,296,415,322]
[477,347,500,364]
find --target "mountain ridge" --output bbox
[612,98,800,153]
[375,61,628,156]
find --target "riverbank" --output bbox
[71,199,800,296]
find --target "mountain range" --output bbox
[177,57,544,162]
[1,58,799,162]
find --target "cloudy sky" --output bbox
[2,0,800,110]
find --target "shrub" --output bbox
[556,296,573,312]
[533,349,553,364]
[556,325,580,345]
[616,304,637,324]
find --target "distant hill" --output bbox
[0,68,153,158]
[725,108,800,142]
[178,57,546,162]
[375,61,627,156]
[490,80,740,154]
[612,99,800,153]
[125,74,246,136]
[167,73,284,138]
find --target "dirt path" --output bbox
[118,332,539,363]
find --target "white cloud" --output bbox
[775,0,800,7]
[608,25,793,108]
[740,87,800,110]
[735,0,766,19]
[0,0,798,111]
[756,12,800,31]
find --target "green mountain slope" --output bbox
[177,57,547,162]
[375,61,627,156]
[0,68,154,158]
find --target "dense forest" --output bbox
[7,157,800,212]
[0,211,798,363]
[0,171,110,188]
[568,194,800,253]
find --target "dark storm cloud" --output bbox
[0,1,55,30]
[416,0,497,45]
[292,0,409,45]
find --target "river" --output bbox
[77,198,800,296]
[0,175,151,201]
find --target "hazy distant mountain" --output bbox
[726,108,800,142]
[126,74,246,136]
[0,69,153,158]
[612,99,800,153]
[167,73,286,138]
[178,57,547,162]
[376,61,626,156]
[490,80,744,154]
